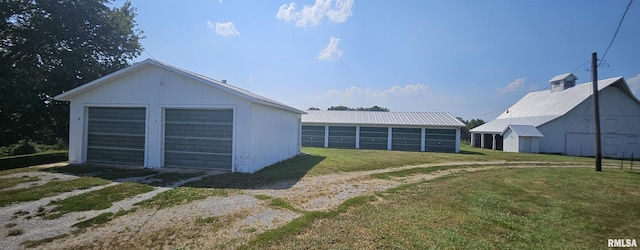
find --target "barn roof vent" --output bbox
[549,73,577,93]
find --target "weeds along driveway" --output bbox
[2,161,590,249]
[0,163,210,250]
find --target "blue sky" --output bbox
[112,0,640,120]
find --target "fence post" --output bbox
[621,152,624,170]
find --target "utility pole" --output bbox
[592,52,602,171]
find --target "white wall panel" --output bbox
[246,103,301,173]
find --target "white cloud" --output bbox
[208,21,240,37]
[276,3,299,22]
[317,37,343,60]
[276,0,354,28]
[497,78,526,94]
[628,74,640,98]
[326,0,353,23]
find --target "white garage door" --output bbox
[164,109,233,170]
[87,107,146,164]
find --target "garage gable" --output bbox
[55,59,304,114]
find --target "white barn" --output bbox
[470,73,640,158]
[302,110,465,153]
[55,59,304,173]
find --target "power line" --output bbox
[142,47,156,60]
[570,59,590,73]
[458,104,513,118]
[600,0,634,65]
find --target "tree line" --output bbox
[1,0,143,146]
[457,117,485,143]
[308,105,390,111]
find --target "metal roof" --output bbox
[471,76,631,134]
[302,110,465,127]
[54,59,305,114]
[549,72,576,82]
[501,125,544,137]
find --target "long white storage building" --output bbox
[302,111,465,153]
[55,59,304,173]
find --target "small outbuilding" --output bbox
[501,125,544,153]
[55,59,304,173]
[301,110,465,153]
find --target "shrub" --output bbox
[0,151,68,171]
[11,139,37,156]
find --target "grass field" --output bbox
[186,145,622,189]
[244,167,640,249]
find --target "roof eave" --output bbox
[54,59,156,101]
[155,61,305,114]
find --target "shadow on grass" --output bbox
[43,164,159,181]
[182,154,326,190]
[39,153,325,189]
[41,164,196,188]
[458,150,486,155]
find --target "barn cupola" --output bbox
[549,73,577,93]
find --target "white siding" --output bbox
[538,86,640,157]
[502,129,519,153]
[246,103,301,173]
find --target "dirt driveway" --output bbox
[1,161,562,249]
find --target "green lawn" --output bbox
[44,182,154,219]
[186,145,619,189]
[244,167,640,249]
[301,145,617,175]
[0,177,111,207]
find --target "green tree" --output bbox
[0,0,143,146]
[327,105,389,111]
[457,117,485,143]
[328,105,352,111]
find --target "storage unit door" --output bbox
[328,126,356,148]
[359,127,388,150]
[87,107,146,164]
[391,128,421,151]
[425,128,457,152]
[164,109,233,170]
[302,125,325,147]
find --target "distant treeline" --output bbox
[308,106,390,111]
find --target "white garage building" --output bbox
[55,59,304,173]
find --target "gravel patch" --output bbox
[0,172,79,191]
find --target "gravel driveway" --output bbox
[1,161,557,249]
